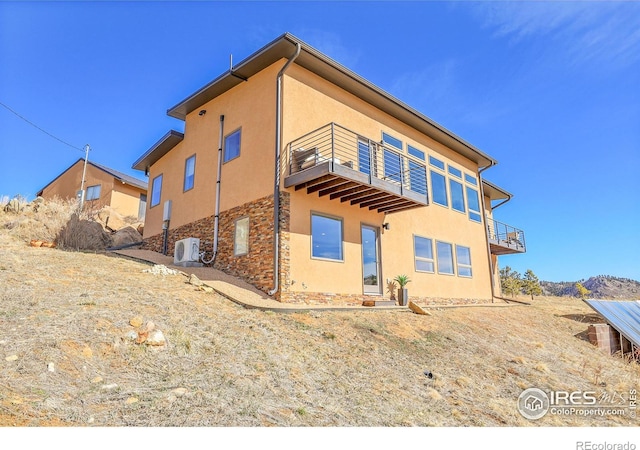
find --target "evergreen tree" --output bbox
[500,266,523,298]
[522,269,543,300]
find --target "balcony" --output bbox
[284,123,428,214]
[486,217,526,255]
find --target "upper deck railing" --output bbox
[486,217,526,254]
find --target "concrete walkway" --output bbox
[111,248,406,312]
[111,248,520,313]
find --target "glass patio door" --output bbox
[361,225,382,294]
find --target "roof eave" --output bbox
[132,130,184,172]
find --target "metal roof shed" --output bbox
[584,299,640,358]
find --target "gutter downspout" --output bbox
[490,195,512,211]
[478,161,497,302]
[268,43,301,297]
[202,114,225,264]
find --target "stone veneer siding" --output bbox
[144,193,287,296]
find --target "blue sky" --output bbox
[0,1,638,283]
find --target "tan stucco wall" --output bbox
[111,182,146,219]
[281,64,492,300]
[143,62,280,238]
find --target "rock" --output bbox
[136,224,144,235]
[91,376,103,384]
[143,265,178,276]
[199,286,214,293]
[110,226,142,248]
[47,362,55,372]
[129,316,143,328]
[146,330,166,346]
[125,397,138,405]
[144,321,155,332]
[96,206,128,232]
[136,331,149,344]
[30,240,43,247]
[409,301,432,316]
[173,388,188,397]
[101,383,118,390]
[124,330,138,341]
[5,355,18,361]
[56,214,112,251]
[188,274,203,286]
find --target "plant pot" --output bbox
[397,288,408,306]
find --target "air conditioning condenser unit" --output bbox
[174,237,203,267]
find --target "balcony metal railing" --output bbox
[287,123,428,198]
[486,217,526,253]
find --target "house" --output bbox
[38,158,148,221]
[132,33,526,305]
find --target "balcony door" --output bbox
[361,225,382,294]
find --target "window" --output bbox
[414,236,434,273]
[448,165,462,178]
[358,140,371,175]
[456,245,473,277]
[409,161,427,195]
[466,186,482,222]
[234,216,249,256]
[150,174,162,207]
[138,194,147,221]
[85,184,101,201]
[450,179,466,213]
[384,149,403,183]
[184,155,196,191]
[224,129,241,163]
[429,155,445,171]
[430,170,448,206]
[464,174,477,185]
[311,214,343,261]
[408,145,425,161]
[382,132,402,150]
[436,241,454,275]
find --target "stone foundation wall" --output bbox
[143,193,287,294]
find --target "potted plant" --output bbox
[394,275,411,306]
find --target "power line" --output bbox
[0,101,84,152]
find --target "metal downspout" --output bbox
[202,114,225,264]
[479,161,497,302]
[268,43,301,297]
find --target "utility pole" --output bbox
[79,144,90,211]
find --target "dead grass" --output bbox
[0,226,638,426]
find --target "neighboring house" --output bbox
[38,158,148,221]
[132,33,526,305]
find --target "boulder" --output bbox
[146,330,166,346]
[408,301,432,316]
[110,226,142,248]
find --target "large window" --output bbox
[224,129,241,163]
[430,170,448,207]
[409,161,427,195]
[86,184,101,201]
[234,216,249,256]
[311,214,343,261]
[414,236,434,273]
[436,241,454,275]
[466,186,482,222]
[358,140,371,175]
[450,178,466,213]
[184,155,196,191]
[150,174,162,207]
[456,245,473,277]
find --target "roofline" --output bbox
[132,129,184,172]
[37,158,147,196]
[482,179,513,202]
[165,33,497,168]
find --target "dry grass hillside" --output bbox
[0,201,638,427]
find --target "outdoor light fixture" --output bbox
[198,109,207,116]
[383,223,390,230]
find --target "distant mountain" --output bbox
[541,275,640,299]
